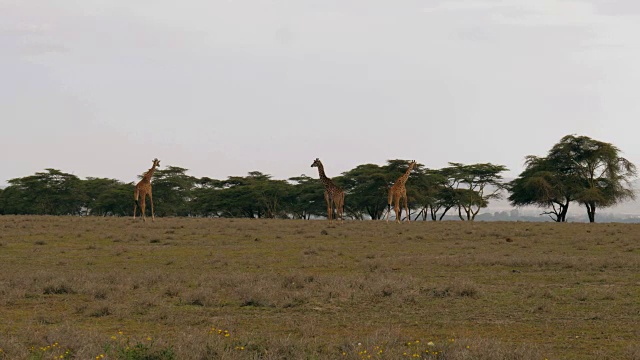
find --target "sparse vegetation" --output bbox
[0,216,638,359]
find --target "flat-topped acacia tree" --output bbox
[509,134,637,223]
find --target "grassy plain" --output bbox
[0,215,638,359]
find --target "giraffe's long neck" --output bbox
[144,165,157,182]
[315,163,334,189]
[316,163,328,181]
[398,164,414,185]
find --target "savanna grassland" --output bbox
[0,216,638,360]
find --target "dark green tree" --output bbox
[340,164,390,220]
[190,177,224,217]
[411,168,458,221]
[548,135,636,222]
[149,166,198,217]
[215,175,259,218]
[508,156,572,222]
[208,172,294,218]
[82,178,134,216]
[509,135,636,223]
[251,172,294,218]
[2,169,84,215]
[287,175,325,219]
[444,163,508,221]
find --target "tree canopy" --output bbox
[508,135,637,222]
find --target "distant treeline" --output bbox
[0,161,505,221]
[0,135,636,223]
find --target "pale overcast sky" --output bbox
[2,0,640,186]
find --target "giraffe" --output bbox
[133,158,160,222]
[311,158,345,222]
[386,160,417,223]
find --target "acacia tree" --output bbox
[203,172,294,218]
[82,178,134,216]
[508,156,573,222]
[2,169,84,215]
[190,177,223,217]
[340,163,392,220]
[419,168,458,221]
[150,166,198,217]
[444,163,508,221]
[213,174,261,218]
[287,175,325,219]
[549,135,637,222]
[251,173,293,218]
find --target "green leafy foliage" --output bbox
[149,166,197,217]
[340,163,390,220]
[509,135,637,222]
[2,169,84,215]
[82,178,135,216]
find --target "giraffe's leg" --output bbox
[133,189,139,219]
[394,195,401,223]
[386,190,393,222]
[402,193,410,223]
[335,192,344,222]
[149,191,155,222]
[140,194,147,222]
[324,191,332,222]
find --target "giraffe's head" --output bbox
[152,158,161,168]
[311,158,322,168]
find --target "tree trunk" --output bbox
[438,206,453,221]
[470,206,480,221]
[559,200,569,222]
[458,206,471,221]
[585,202,596,223]
[430,206,437,221]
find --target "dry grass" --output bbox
[0,216,639,359]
